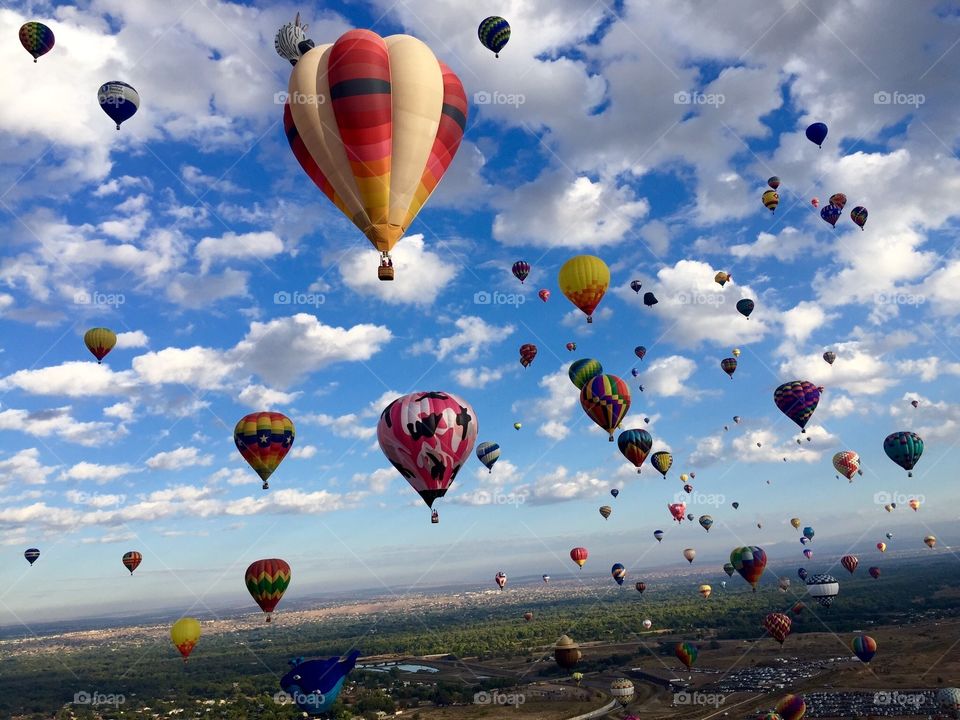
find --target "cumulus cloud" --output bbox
[58,462,139,484]
[145,447,213,470]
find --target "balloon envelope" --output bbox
[478,16,511,57]
[171,618,201,661]
[98,81,140,129]
[558,255,610,322]
[234,412,295,484]
[245,558,291,621]
[19,22,55,62]
[805,122,828,147]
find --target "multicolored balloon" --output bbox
[569,358,604,389]
[762,190,779,213]
[580,374,631,441]
[519,343,537,367]
[478,16,511,57]
[715,271,732,286]
[774,381,821,432]
[235,412,295,489]
[558,255,610,323]
[675,641,698,669]
[829,193,847,210]
[698,584,712,599]
[377,391,478,512]
[475,441,500,472]
[840,555,859,574]
[512,260,531,283]
[246,559,291,622]
[776,694,806,720]
[280,652,359,715]
[538,289,550,302]
[883,431,923,476]
[284,30,466,279]
[611,563,626,585]
[850,206,868,230]
[654,530,664,543]
[599,505,612,520]
[635,581,646,594]
[851,634,877,662]
[566,342,576,351]
[803,548,813,559]
[122,551,142,575]
[925,535,937,548]
[495,571,507,590]
[699,515,713,532]
[877,542,886,552]
[19,22,55,62]
[651,451,673,478]
[721,357,738,379]
[730,546,767,591]
[820,203,841,228]
[868,566,881,579]
[763,612,792,645]
[617,429,653,473]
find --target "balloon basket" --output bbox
[378,266,395,281]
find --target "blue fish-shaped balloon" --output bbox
[280,650,360,715]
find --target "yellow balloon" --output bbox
[698,584,712,599]
[171,617,201,662]
[732,348,741,357]
[83,327,117,364]
[558,255,610,323]
[680,473,689,482]
[790,517,801,529]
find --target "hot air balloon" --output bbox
[911,399,919,408]
[513,422,522,430]
[798,568,808,581]
[778,576,791,592]
[820,203,841,228]
[823,351,836,365]
[630,280,642,293]
[284,30,467,280]
[569,358,604,389]
[377,391,478,517]
[580,374,631,441]
[171,618,201,662]
[634,345,647,360]
[651,451,673,478]
[618,429,653,473]
[886,532,893,539]
[730,546,767,591]
[570,547,588,568]
[721,357,738,378]
[733,415,742,424]
[687,513,695,522]
[736,299,755,318]
[805,122,828,148]
[84,327,117,364]
[668,503,686,523]
[675,641,698,669]
[850,206,868,230]
[235,412,295,490]
[654,530,664,543]
[599,505,612,520]
[840,555,859,574]
[566,342,576,351]
[763,612,792,645]
[811,197,819,208]
[883,431,923,477]
[542,574,550,582]
[790,518,801,530]
[275,13,315,66]
[806,574,839,608]
[925,535,937,548]
[280,652,359,715]
[610,488,619,498]
[723,562,735,577]
[24,548,39,566]
[715,271,732,286]
[559,255,610,323]
[495,571,507,590]
[478,16,511,57]
[642,619,653,629]
[803,548,813,559]
[762,190,779,213]
[572,672,584,685]
[868,566,880,579]
[909,498,921,511]
[851,635,877,662]
[834,450,866,482]
[682,548,696,564]
[122,551,142,575]
[884,503,893,512]
[938,688,960,718]
[98,81,140,130]
[554,635,582,669]
[877,542,887,552]
[245,559,291,622]
[512,260,531,283]
[19,22,55,62]
[643,291,658,307]
[635,581,646,594]
[774,381,821,432]
[538,289,550,302]
[611,563,626,585]
[776,694,806,720]
[732,501,740,509]
[828,193,847,210]
[698,584,712,599]
[519,343,537,367]
[767,176,781,190]
[609,678,634,706]
[698,515,713,532]
[475,441,500,472]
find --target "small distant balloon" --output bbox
[643,292,658,307]
[850,206,868,230]
[630,280,642,293]
[478,16,511,58]
[512,260,530,283]
[538,289,550,302]
[805,122,828,148]
[736,299,755,318]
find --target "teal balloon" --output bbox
[475,441,500,472]
[883,431,923,476]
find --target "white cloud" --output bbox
[290,444,317,460]
[414,316,514,365]
[514,465,610,505]
[453,365,512,388]
[514,366,579,440]
[0,407,116,446]
[133,347,238,390]
[237,384,302,409]
[165,269,250,308]
[195,231,283,274]
[641,355,698,397]
[58,462,139,484]
[0,448,58,487]
[115,330,149,348]
[0,362,139,397]
[145,447,213,470]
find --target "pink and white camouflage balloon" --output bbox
[377,391,478,508]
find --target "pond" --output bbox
[358,662,439,673]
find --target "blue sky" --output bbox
[0,0,958,622]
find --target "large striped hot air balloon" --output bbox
[377,391,478,518]
[580,374,631,441]
[558,255,610,323]
[283,30,467,281]
[763,612,792,645]
[234,412,295,489]
[806,573,839,608]
[245,558,291,622]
